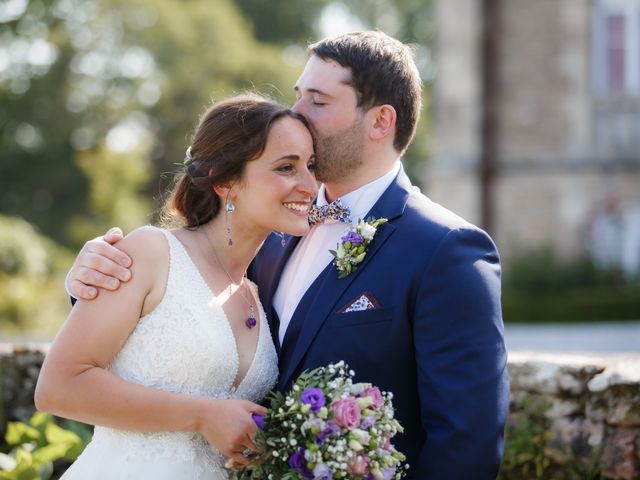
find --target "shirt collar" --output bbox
[315,162,401,223]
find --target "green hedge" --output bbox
[503,286,640,323]
[502,249,640,323]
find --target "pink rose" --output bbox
[363,386,384,410]
[332,397,361,429]
[347,455,370,476]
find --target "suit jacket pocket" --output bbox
[330,306,395,328]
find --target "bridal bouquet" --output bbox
[232,361,407,480]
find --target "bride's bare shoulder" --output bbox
[114,227,170,280]
[116,226,168,258]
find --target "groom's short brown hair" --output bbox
[309,31,422,154]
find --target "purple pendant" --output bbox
[245,316,257,329]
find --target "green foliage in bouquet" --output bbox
[0,413,91,480]
[232,361,407,480]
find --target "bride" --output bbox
[34,94,317,479]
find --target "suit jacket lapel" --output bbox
[255,233,302,351]
[279,168,413,388]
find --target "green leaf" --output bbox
[44,422,81,447]
[5,423,40,447]
[31,443,70,464]
[28,413,51,431]
[35,462,53,480]
[0,464,40,480]
[1,450,40,480]
[60,420,93,446]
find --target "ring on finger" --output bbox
[241,448,253,458]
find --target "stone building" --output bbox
[428,0,640,274]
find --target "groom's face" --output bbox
[292,55,366,183]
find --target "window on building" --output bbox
[592,0,640,96]
[592,0,640,157]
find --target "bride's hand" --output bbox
[195,399,267,467]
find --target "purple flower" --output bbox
[360,416,376,429]
[380,468,396,480]
[288,448,313,479]
[315,420,341,445]
[251,413,265,430]
[313,463,332,480]
[341,231,364,245]
[300,387,326,413]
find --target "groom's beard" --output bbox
[314,117,365,184]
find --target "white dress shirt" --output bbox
[273,163,401,344]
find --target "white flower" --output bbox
[359,221,377,241]
[330,217,387,278]
[348,439,364,451]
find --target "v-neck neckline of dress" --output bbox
[166,230,262,393]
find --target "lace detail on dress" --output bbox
[64,228,278,479]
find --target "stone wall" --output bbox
[0,343,47,436]
[1,344,639,478]
[508,352,640,479]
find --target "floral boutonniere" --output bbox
[330,217,388,279]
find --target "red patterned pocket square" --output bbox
[338,292,381,313]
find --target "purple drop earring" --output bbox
[225,200,235,246]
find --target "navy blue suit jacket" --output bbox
[249,168,509,479]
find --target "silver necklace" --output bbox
[200,227,257,329]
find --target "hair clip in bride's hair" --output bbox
[183,146,193,166]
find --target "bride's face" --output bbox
[232,116,317,238]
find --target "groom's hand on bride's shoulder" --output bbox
[67,227,133,300]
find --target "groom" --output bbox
[68,32,509,479]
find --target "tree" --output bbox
[0,0,299,248]
[231,0,435,183]
[0,214,73,333]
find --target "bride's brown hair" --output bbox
[163,94,310,228]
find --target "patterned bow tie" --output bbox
[308,199,351,226]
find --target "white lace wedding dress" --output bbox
[61,229,279,480]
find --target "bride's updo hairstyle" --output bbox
[164,94,310,228]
